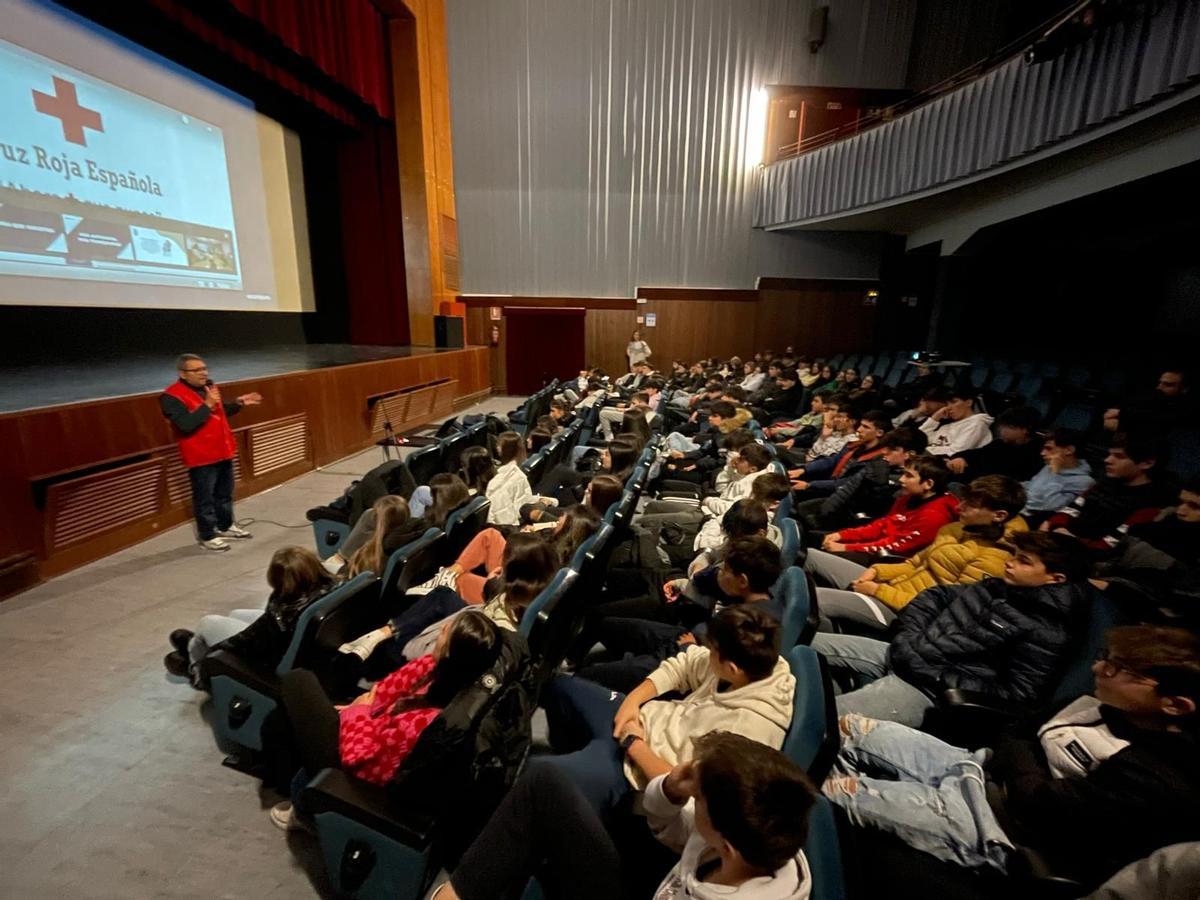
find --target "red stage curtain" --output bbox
[145,0,392,123]
[339,122,411,345]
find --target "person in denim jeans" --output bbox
[822,625,1200,888]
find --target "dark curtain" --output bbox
[144,0,392,124]
[339,123,411,345]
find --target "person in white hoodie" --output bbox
[920,387,994,457]
[430,730,816,900]
[486,431,535,526]
[638,443,775,544]
[538,605,796,814]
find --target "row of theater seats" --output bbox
[828,349,1128,435]
[198,388,855,899]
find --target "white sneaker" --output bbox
[200,537,230,552]
[414,567,460,593]
[338,627,391,660]
[218,525,252,539]
[269,801,313,833]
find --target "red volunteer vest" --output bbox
[163,380,237,468]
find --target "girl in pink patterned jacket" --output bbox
[271,611,502,830]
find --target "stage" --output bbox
[0,343,468,414]
[0,343,491,594]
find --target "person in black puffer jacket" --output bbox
[811,531,1091,727]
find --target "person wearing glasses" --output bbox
[822,624,1200,890]
[160,353,262,551]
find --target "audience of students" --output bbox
[174,348,1199,898]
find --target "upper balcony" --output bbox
[755,0,1200,233]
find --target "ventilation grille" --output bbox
[248,414,309,477]
[368,380,458,436]
[47,460,163,550]
[370,393,412,434]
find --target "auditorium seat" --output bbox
[437,496,491,565]
[805,797,851,900]
[404,444,443,491]
[779,517,801,569]
[774,564,817,650]
[202,572,380,771]
[312,518,351,556]
[378,529,444,613]
[521,449,550,492]
[781,644,839,782]
[300,630,535,900]
[520,568,585,690]
[1052,403,1098,433]
[439,430,471,473]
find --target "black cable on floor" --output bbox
[235,517,311,530]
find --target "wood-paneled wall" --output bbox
[462,281,879,388]
[0,348,489,593]
[392,0,462,343]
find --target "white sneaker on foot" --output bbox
[414,567,459,593]
[269,801,313,833]
[338,627,391,660]
[200,537,230,552]
[218,525,252,539]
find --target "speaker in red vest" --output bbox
[434,315,465,348]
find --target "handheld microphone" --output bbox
[205,379,214,388]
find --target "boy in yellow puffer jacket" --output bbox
[813,475,1028,632]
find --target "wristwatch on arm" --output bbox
[620,733,642,754]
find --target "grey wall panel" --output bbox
[445,0,915,296]
[757,0,1200,229]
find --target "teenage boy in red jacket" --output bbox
[806,456,958,584]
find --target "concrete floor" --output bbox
[0,396,521,899]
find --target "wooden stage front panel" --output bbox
[0,346,490,592]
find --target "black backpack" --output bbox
[386,629,538,870]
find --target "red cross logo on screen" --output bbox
[32,77,104,146]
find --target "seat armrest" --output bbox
[651,495,701,506]
[921,689,1025,748]
[939,688,1023,720]
[201,650,280,696]
[1006,846,1086,898]
[302,768,435,850]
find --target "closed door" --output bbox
[503,307,586,395]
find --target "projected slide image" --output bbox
[0,35,243,290]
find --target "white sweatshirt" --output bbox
[644,775,813,900]
[919,412,994,456]
[701,467,769,519]
[486,462,535,526]
[628,647,795,788]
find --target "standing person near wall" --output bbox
[160,353,263,552]
[626,329,652,371]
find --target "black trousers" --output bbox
[449,764,623,900]
[279,669,341,774]
[576,617,687,693]
[188,458,235,540]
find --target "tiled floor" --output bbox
[0,396,521,899]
